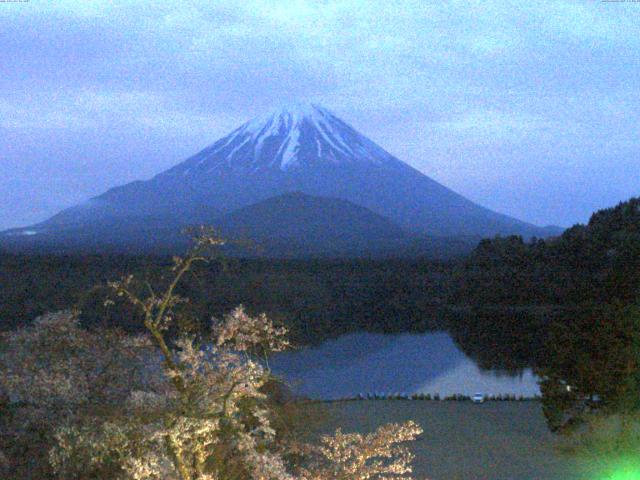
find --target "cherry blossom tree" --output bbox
[1,228,425,479]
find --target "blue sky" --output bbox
[1,0,639,229]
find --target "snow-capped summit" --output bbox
[162,103,398,175]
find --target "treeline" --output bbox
[450,197,640,432]
[0,254,455,346]
[452,199,640,306]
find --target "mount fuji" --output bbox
[1,103,560,255]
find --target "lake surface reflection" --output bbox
[270,332,540,400]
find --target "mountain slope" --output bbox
[95,103,553,237]
[216,192,411,257]
[219,191,406,241]
[1,103,560,254]
[0,191,478,258]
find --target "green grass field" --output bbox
[303,400,608,480]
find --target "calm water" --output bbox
[270,332,540,400]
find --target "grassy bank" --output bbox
[302,400,603,480]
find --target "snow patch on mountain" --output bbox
[6,229,39,236]
[165,103,398,176]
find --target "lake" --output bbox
[270,332,540,400]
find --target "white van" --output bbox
[471,393,486,404]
